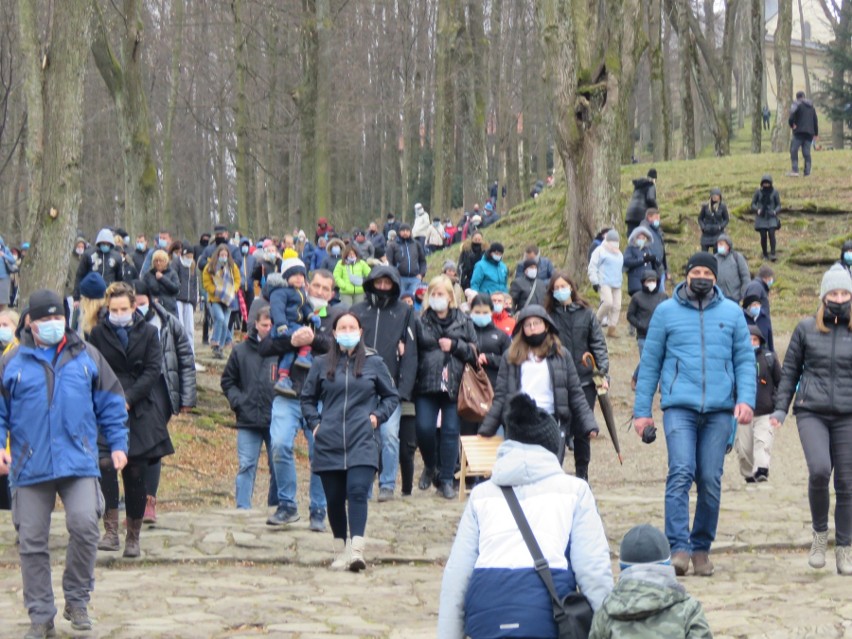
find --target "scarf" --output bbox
[213,263,236,306]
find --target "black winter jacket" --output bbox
[146,302,196,414]
[774,316,852,420]
[89,317,173,460]
[698,201,729,244]
[172,257,199,307]
[387,237,427,278]
[143,266,180,316]
[351,265,418,400]
[74,248,123,299]
[301,349,399,472]
[458,245,485,290]
[754,347,782,416]
[789,99,818,138]
[221,331,277,429]
[478,346,598,438]
[415,308,477,400]
[549,303,609,387]
[510,274,547,313]
[626,178,657,224]
[751,176,782,231]
[473,323,511,389]
[626,290,668,338]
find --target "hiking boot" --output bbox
[330,538,350,570]
[143,495,157,524]
[438,481,457,500]
[754,467,769,482]
[273,377,297,398]
[378,488,394,502]
[63,605,92,632]
[672,551,690,576]
[744,476,757,484]
[23,621,55,639]
[266,506,300,526]
[123,518,143,558]
[809,529,828,569]
[769,253,777,262]
[97,508,120,551]
[309,511,326,532]
[294,353,313,369]
[692,551,714,576]
[836,545,852,576]
[418,467,436,491]
[349,536,367,572]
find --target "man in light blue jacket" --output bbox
[633,252,755,579]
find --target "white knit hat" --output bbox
[820,264,852,298]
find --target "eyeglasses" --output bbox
[524,319,545,329]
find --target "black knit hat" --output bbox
[504,393,562,456]
[489,242,505,254]
[619,524,671,568]
[685,251,718,278]
[28,289,64,322]
[647,168,658,179]
[742,294,760,309]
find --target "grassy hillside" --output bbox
[429,149,852,333]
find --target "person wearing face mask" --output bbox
[771,265,852,575]
[623,227,658,296]
[351,229,375,261]
[236,237,256,329]
[66,237,88,321]
[627,270,668,359]
[88,283,168,560]
[490,290,515,336]
[457,231,488,291]
[697,188,729,253]
[0,309,16,513]
[387,224,428,298]
[142,249,180,317]
[76,272,108,341]
[351,267,418,501]
[1,289,128,637]
[837,240,852,276]
[333,246,371,307]
[202,246,241,359]
[743,264,775,326]
[713,234,750,303]
[513,245,555,282]
[197,225,243,271]
[301,312,399,571]
[510,257,547,313]
[633,252,756,578]
[411,202,431,251]
[470,241,508,296]
[424,218,445,255]
[588,230,624,338]
[734,325,781,486]
[132,234,149,273]
[741,294,774,353]
[414,275,478,499]
[73,228,123,304]
[639,208,668,288]
[751,175,782,261]
[480,305,599,465]
[172,245,199,359]
[139,230,174,274]
[320,238,346,273]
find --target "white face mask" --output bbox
[180,257,193,267]
[645,282,657,292]
[109,312,134,327]
[429,296,449,312]
[525,268,538,279]
[309,296,328,311]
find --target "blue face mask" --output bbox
[748,305,761,318]
[335,332,361,350]
[241,246,249,255]
[34,319,65,346]
[471,314,492,327]
[844,252,852,265]
[553,288,572,303]
[0,327,13,345]
[492,303,503,314]
[651,219,660,228]
[158,239,169,249]
[491,254,502,262]
[753,345,761,353]
[137,304,149,317]
[99,244,111,254]
[218,256,228,265]
[136,242,145,252]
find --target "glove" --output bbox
[310,314,322,329]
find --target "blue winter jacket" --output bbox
[634,283,756,417]
[438,441,613,639]
[470,256,508,295]
[0,328,128,487]
[265,273,314,336]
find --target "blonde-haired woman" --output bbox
[479,305,599,465]
[414,275,477,499]
[202,245,241,358]
[772,265,852,575]
[76,272,108,340]
[143,249,180,317]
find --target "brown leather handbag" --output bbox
[456,348,494,422]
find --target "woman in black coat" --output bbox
[301,311,398,573]
[463,294,510,436]
[543,272,608,481]
[414,275,478,499]
[142,249,180,316]
[88,282,170,558]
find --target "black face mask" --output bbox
[200,237,210,247]
[214,236,227,245]
[689,277,714,298]
[471,242,482,252]
[522,331,548,347]
[825,301,852,322]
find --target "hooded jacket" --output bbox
[789,98,818,138]
[74,232,123,300]
[300,348,399,473]
[697,190,729,244]
[626,178,657,224]
[634,282,756,418]
[320,238,345,273]
[744,306,774,353]
[387,235,427,278]
[589,564,712,638]
[221,327,278,429]
[437,441,613,639]
[415,308,477,400]
[265,272,312,334]
[588,242,624,288]
[751,175,781,230]
[411,206,431,239]
[351,265,418,400]
[550,302,609,388]
[472,321,511,390]
[146,301,197,414]
[513,255,555,282]
[639,219,668,276]
[0,328,128,487]
[471,254,509,295]
[626,287,668,339]
[714,234,750,302]
[623,227,659,294]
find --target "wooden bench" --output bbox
[456,435,504,501]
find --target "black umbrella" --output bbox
[582,352,622,464]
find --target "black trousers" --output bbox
[99,457,149,520]
[758,229,777,256]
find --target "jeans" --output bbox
[235,428,278,509]
[269,396,326,516]
[415,393,461,485]
[662,407,731,553]
[796,412,852,546]
[378,404,401,490]
[318,466,376,539]
[208,302,231,347]
[790,134,813,175]
[399,276,421,299]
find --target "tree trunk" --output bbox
[296,0,318,228]
[231,0,251,235]
[17,0,93,297]
[797,0,811,96]
[675,1,696,159]
[314,0,332,223]
[771,0,793,152]
[536,0,643,275]
[829,0,851,149]
[90,0,160,236]
[162,0,184,235]
[432,0,457,218]
[649,0,671,160]
[457,0,488,211]
[750,0,763,152]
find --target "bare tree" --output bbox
[750,0,764,152]
[816,0,850,149]
[771,0,793,152]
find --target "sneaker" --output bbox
[769,253,777,262]
[754,467,769,482]
[194,362,207,372]
[266,506,300,526]
[212,347,224,360]
[294,353,313,369]
[745,476,757,484]
[671,551,690,576]
[63,605,92,632]
[273,377,297,398]
[809,529,828,569]
[378,488,394,502]
[309,511,327,532]
[836,545,852,576]
[23,621,55,639]
[692,551,714,577]
[786,171,800,177]
[438,481,457,500]
[418,467,435,491]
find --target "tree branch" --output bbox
[815,0,839,31]
[90,0,123,98]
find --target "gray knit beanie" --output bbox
[820,264,852,299]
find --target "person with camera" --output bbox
[633,253,756,579]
